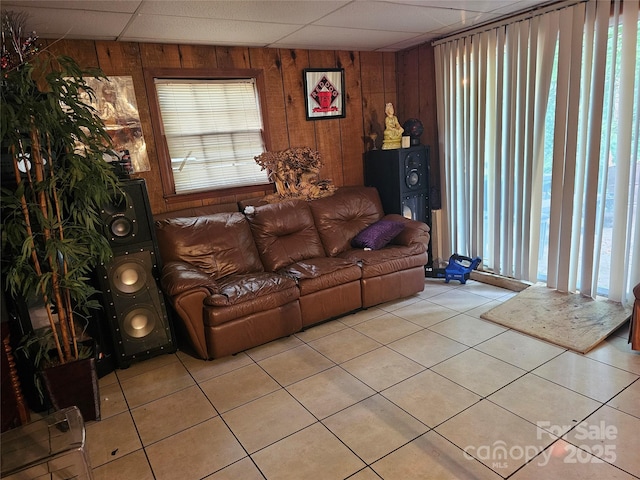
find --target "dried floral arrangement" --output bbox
[1,11,40,72]
[254,146,336,202]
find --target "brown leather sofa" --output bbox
[155,186,430,360]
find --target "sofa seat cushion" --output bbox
[203,272,299,326]
[205,272,297,307]
[155,212,263,278]
[339,244,427,278]
[282,257,362,295]
[247,200,326,271]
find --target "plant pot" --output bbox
[41,357,100,422]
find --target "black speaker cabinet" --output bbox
[365,145,430,200]
[101,179,155,249]
[365,145,433,267]
[97,179,175,368]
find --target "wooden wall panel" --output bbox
[177,45,218,69]
[396,44,439,194]
[139,43,182,69]
[308,50,342,186]
[397,42,441,264]
[337,50,364,186]
[280,49,315,152]
[397,47,420,121]
[248,48,288,151]
[383,53,398,108]
[417,44,440,189]
[95,42,141,73]
[55,40,402,214]
[215,46,250,69]
[360,51,386,150]
[45,39,98,68]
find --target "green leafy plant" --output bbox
[1,11,120,366]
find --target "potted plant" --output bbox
[1,12,120,421]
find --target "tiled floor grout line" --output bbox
[181,353,269,480]
[86,280,639,479]
[103,369,162,478]
[580,350,640,375]
[241,311,477,477]
[286,306,526,477]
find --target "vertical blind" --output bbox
[435,0,640,305]
[155,78,268,193]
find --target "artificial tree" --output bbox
[1,11,119,380]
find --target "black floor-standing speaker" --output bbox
[364,145,433,268]
[96,178,175,368]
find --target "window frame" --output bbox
[144,67,273,203]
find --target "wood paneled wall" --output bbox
[45,40,400,214]
[396,43,440,199]
[396,43,443,264]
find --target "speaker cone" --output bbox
[122,307,157,338]
[406,153,420,169]
[112,261,147,294]
[109,216,134,238]
[102,194,127,216]
[407,170,420,187]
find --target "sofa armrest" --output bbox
[382,213,430,247]
[160,261,218,360]
[161,261,220,297]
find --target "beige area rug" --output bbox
[480,283,632,354]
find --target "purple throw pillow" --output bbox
[351,220,405,250]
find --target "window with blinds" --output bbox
[154,78,269,194]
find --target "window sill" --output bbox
[163,183,274,205]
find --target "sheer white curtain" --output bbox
[434,0,640,305]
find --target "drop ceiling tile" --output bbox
[3,6,131,40]
[138,0,350,24]
[1,0,553,51]
[491,0,556,15]
[273,25,420,51]
[2,0,141,13]
[121,14,301,46]
[385,0,535,14]
[385,32,439,50]
[431,11,504,35]
[315,1,472,32]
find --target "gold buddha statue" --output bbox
[382,102,403,150]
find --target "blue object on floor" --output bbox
[444,254,482,284]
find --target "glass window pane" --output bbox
[155,78,269,193]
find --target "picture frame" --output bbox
[303,68,345,120]
[81,76,150,173]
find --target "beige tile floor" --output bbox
[86,279,639,480]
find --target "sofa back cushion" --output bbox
[155,212,264,278]
[309,186,384,256]
[247,200,326,271]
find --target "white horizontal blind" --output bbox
[155,78,268,193]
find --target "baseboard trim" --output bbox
[470,270,531,292]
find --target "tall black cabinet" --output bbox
[364,145,433,268]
